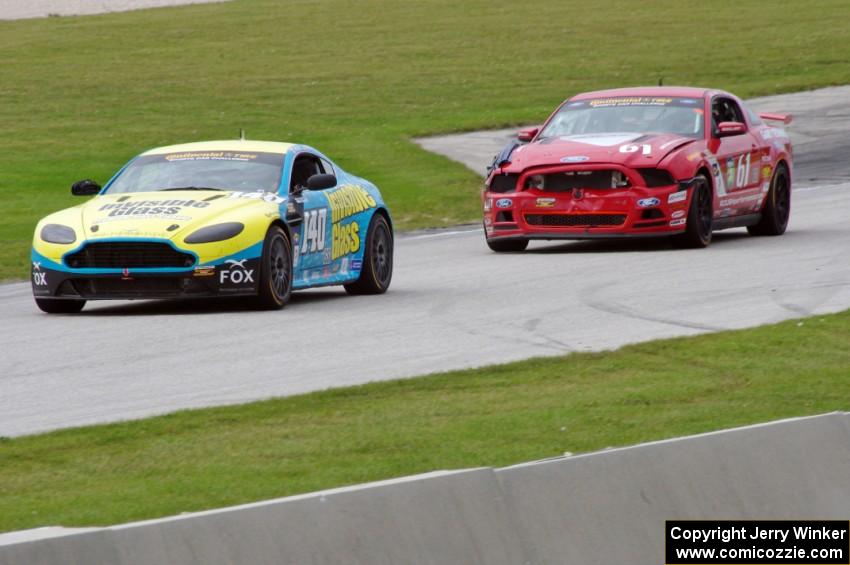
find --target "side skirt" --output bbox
[713,213,762,231]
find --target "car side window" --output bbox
[711,97,746,133]
[290,154,322,192]
[320,158,335,176]
[744,104,763,126]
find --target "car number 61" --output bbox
[619,143,652,155]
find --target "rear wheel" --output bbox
[672,174,713,249]
[345,213,393,295]
[748,164,790,236]
[254,226,292,310]
[35,298,86,314]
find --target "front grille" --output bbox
[537,170,629,192]
[65,242,195,269]
[525,214,626,227]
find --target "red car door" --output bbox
[707,96,763,218]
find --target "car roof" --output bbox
[141,140,295,156]
[571,86,710,100]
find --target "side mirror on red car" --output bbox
[517,127,539,142]
[716,121,747,137]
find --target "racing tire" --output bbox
[672,173,713,249]
[35,298,86,314]
[747,163,790,236]
[486,237,529,252]
[254,225,292,310]
[344,213,393,295]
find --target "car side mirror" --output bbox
[71,179,101,196]
[306,173,337,190]
[517,127,539,142]
[716,121,746,138]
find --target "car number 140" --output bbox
[301,209,327,254]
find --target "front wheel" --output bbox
[345,213,393,295]
[672,174,713,249]
[748,164,790,236]
[35,298,86,314]
[254,226,292,310]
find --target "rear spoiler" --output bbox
[759,112,793,125]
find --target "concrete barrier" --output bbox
[496,412,850,564]
[0,470,525,565]
[2,413,849,564]
[0,528,118,565]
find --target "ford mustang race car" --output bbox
[32,140,393,313]
[483,86,793,251]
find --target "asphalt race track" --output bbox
[2,88,849,437]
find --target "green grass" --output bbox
[2,1,850,279]
[1,309,848,532]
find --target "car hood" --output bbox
[507,132,696,170]
[76,190,278,241]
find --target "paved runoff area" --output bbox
[0,0,227,20]
[2,87,849,436]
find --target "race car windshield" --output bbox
[539,97,705,139]
[105,151,284,194]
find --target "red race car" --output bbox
[482,86,793,251]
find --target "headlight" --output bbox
[526,174,545,190]
[184,222,244,244]
[40,224,77,244]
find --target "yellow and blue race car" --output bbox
[31,140,393,313]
